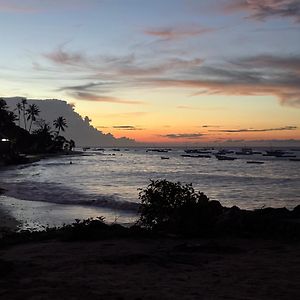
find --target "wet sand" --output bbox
[0,237,299,299]
[0,195,136,231]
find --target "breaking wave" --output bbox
[1,181,139,212]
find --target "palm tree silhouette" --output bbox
[53,116,68,136]
[15,103,22,127]
[26,104,40,133]
[21,98,28,130]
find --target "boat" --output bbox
[235,148,253,155]
[263,150,285,157]
[161,156,170,160]
[181,154,211,158]
[289,158,300,161]
[246,161,264,164]
[146,149,169,153]
[215,155,236,161]
[215,149,234,155]
[184,149,211,154]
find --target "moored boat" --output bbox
[215,155,236,161]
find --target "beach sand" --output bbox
[0,237,300,299]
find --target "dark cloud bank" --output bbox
[4,97,135,147]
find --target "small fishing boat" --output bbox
[181,154,211,158]
[215,155,236,161]
[246,161,264,164]
[161,156,170,160]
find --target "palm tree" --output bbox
[26,104,40,133]
[21,98,28,130]
[53,116,68,136]
[16,103,22,127]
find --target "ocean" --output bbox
[1,147,300,230]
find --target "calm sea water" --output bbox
[1,148,300,227]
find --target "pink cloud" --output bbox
[223,0,300,22]
[0,2,38,13]
[144,26,215,40]
[70,91,145,105]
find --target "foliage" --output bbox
[21,98,28,130]
[53,116,68,136]
[0,98,75,161]
[26,104,40,133]
[138,179,221,234]
[0,99,17,129]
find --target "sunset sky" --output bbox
[1,0,300,145]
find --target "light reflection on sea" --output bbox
[0,147,300,228]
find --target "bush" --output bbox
[138,179,217,234]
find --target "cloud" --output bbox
[223,0,300,23]
[149,58,300,108]
[236,55,300,73]
[113,125,143,131]
[0,0,99,14]
[210,126,297,133]
[44,48,87,66]
[162,133,205,139]
[70,91,145,105]
[96,126,109,129]
[44,47,204,79]
[42,47,300,109]
[144,26,215,41]
[0,2,37,13]
[117,58,204,76]
[57,82,108,92]
[101,111,149,118]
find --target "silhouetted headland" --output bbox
[0,98,80,167]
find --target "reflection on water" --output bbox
[1,148,300,215]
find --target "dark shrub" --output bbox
[137,179,220,235]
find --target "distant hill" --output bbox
[4,97,135,147]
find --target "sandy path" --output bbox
[1,238,300,299]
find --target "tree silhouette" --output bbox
[0,98,7,110]
[0,99,17,130]
[53,116,68,136]
[16,103,22,127]
[21,98,28,130]
[69,139,75,151]
[26,104,40,133]
[32,121,53,152]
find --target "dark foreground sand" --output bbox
[1,237,300,300]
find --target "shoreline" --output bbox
[0,150,84,168]
[0,195,137,232]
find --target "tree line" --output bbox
[0,98,75,163]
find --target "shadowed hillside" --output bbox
[4,97,135,147]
